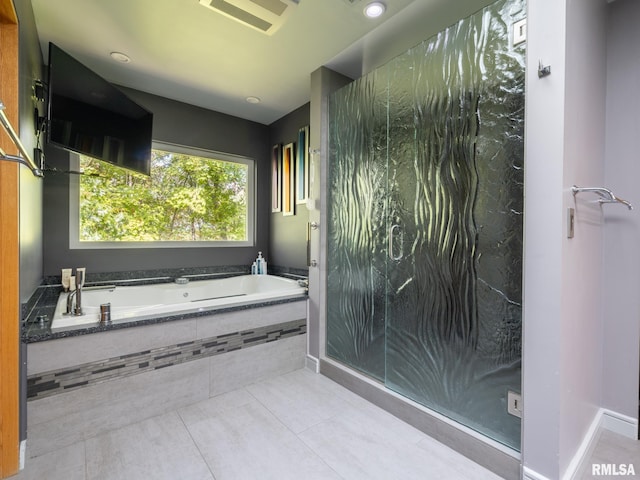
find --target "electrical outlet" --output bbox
[507,390,522,418]
[513,19,527,46]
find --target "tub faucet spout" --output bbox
[66,290,83,316]
[66,289,76,315]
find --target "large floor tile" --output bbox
[84,412,213,480]
[324,388,429,446]
[415,435,503,479]
[246,369,356,433]
[177,387,256,426]
[575,430,640,479]
[18,367,527,480]
[12,442,86,480]
[298,404,491,480]
[182,397,342,479]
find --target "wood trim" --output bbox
[0,0,20,476]
[0,0,16,24]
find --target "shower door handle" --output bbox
[389,224,403,261]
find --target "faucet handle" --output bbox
[76,268,86,287]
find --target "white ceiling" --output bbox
[30,0,495,125]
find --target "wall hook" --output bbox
[538,61,551,78]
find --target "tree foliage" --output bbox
[79,149,248,242]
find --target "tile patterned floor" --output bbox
[575,429,640,479]
[12,368,504,480]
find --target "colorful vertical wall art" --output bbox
[271,143,282,213]
[296,126,309,204]
[282,142,295,216]
[271,125,310,217]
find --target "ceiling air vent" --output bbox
[199,0,300,35]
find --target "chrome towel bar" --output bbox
[571,185,633,210]
[0,101,43,177]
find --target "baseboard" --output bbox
[600,408,638,439]
[19,439,26,470]
[562,409,604,480]
[523,466,552,480]
[305,354,319,373]
[563,408,637,480]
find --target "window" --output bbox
[70,143,255,248]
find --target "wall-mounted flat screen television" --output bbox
[46,43,153,175]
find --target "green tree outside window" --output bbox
[79,149,249,242]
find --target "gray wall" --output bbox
[602,0,640,421]
[559,0,608,472]
[16,0,44,302]
[268,102,310,270]
[42,90,271,277]
[15,0,46,444]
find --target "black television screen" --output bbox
[47,43,153,175]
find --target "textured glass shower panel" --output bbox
[326,67,389,381]
[385,0,525,450]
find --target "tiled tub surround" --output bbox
[28,318,306,400]
[26,300,308,457]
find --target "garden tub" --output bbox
[51,274,306,332]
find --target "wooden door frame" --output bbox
[0,0,20,477]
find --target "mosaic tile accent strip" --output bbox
[27,318,306,400]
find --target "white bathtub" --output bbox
[51,274,306,332]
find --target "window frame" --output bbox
[69,141,256,249]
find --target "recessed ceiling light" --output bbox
[246,96,261,104]
[110,52,131,63]
[364,1,386,18]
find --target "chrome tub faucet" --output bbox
[66,268,85,316]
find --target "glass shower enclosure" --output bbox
[326,0,525,451]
